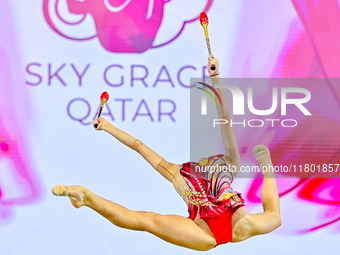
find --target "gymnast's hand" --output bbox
[93,117,108,131]
[208,54,219,77]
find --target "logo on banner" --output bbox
[43,0,213,53]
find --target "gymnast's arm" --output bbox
[93,117,162,168]
[93,117,138,149]
[207,55,241,170]
[92,117,179,182]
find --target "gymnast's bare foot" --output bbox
[52,185,88,208]
[253,145,273,167]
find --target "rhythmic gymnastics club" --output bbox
[200,12,215,71]
[94,92,109,129]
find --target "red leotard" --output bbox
[180,154,245,246]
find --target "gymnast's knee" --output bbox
[276,214,282,228]
[138,211,158,231]
[268,210,282,230]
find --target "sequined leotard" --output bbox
[180,154,245,246]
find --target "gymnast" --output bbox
[52,55,281,251]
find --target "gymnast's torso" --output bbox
[173,154,249,245]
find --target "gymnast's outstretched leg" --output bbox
[254,145,280,214]
[52,185,216,251]
[243,145,281,237]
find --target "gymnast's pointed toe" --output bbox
[253,145,269,157]
[52,185,69,196]
[52,185,87,208]
[253,145,272,166]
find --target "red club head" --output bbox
[100,91,109,102]
[200,12,209,26]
